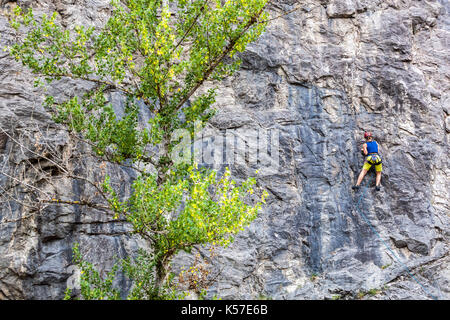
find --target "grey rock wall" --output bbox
[0,0,449,299]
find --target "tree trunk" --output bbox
[157,135,173,184]
[154,256,171,295]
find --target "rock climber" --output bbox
[352,131,382,191]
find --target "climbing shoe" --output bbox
[375,186,381,191]
[352,185,360,190]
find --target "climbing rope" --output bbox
[354,184,438,300]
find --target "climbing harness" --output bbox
[354,185,438,300]
[366,153,382,165]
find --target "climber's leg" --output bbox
[375,163,382,189]
[354,167,369,188]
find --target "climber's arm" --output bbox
[361,143,368,156]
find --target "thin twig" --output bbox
[0,169,51,197]
[0,126,69,175]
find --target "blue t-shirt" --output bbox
[366,141,378,154]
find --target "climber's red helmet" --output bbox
[364,131,372,140]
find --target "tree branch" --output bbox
[173,4,268,112]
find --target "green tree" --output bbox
[7,0,270,299]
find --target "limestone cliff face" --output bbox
[0,0,449,300]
